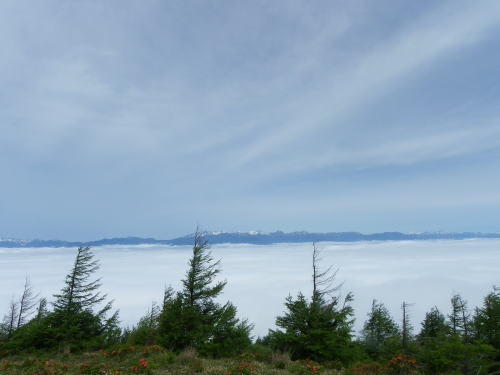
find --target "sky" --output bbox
[2,0,500,241]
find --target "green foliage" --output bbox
[448,294,472,342]
[349,361,385,375]
[189,357,205,372]
[128,302,161,346]
[267,245,356,364]
[418,307,449,340]
[227,360,256,375]
[474,286,500,374]
[474,286,500,349]
[3,240,500,372]
[415,334,494,374]
[9,301,120,352]
[361,300,400,360]
[5,247,119,352]
[269,292,355,363]
[159,233,252,357]
[415,307,455,374]
[203,302,253,357]
[181,234,227,307]
[53,247,105,312]
[413,301,497,375]
[288,359,323,374]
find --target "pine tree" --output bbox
[417,301,496,375]
[361,299,400,359]
[416,310,457,374]
[181,232,227,309]
[449,293,471,341]
[35,298,48,320]
[16,277,38,329]
[35,246,120,351]
[312,243,340,303]
[128,302,161,345]
[1,298,19,339]
[419,306,449,340]
[53,247,107,313]
[447,294,475,375]
[159,232,251,356]
[268,244,355,363]
[474,286,500,373]
[401,301,414,351]
[474,286,500,349]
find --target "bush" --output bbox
[226,360,255,375]
[176,346,198,363]
[289,359,322,374]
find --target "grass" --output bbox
[0,345,343,375]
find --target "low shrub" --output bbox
[226,360,256,375]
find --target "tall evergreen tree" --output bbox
[159,232,252,356]
[53,247,107,312]
[128,302,161,345]
[361,299,400,359]
[416,305,490,375]
[447,294,476,375]
[268,244,355,363]
[474,286,500,349]
[181,232,227,309]
[449,293,471,342]
[419,306,449,341]
[311,243,340,303]
[35,298,48,320]
[8,247,119,351]
[401,301,414,352]
[16,277,38,329]
[1,298,19,339]
[51,246,119,350]
[474,286,500,373]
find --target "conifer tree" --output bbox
[268,244,355,363]
[419,306,449,340]
[312,243,340,303]
[128,302,161,345]
[16,277,38,329]
[159,231,251,356]
[474,286,500,373]
[474,286,500,349]
[416,308,457,374]
[35,298,48,320]
[37,246,120,350]
[401,301,414,351]
[449,293,471,341]
[361,299,400,359]
[417,302,495,375]
[447,294,476,375]
[182,232,227,309]
[53,246,107,312]
[2,298,19,339]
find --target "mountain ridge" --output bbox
[2,231,500,248]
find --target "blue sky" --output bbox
[2,0,500,240]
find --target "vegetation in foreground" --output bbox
[0,344,428,375]
[1,231,499,374]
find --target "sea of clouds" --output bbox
[1,239,499,338]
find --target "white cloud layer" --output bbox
[1,240,498,337]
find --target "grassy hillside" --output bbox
[0,345,423,375]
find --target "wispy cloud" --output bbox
[231,0,500,173]
[1,0,500,238]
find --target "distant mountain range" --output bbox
[1,231,500,248]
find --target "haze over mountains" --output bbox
[2,230,500,248]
